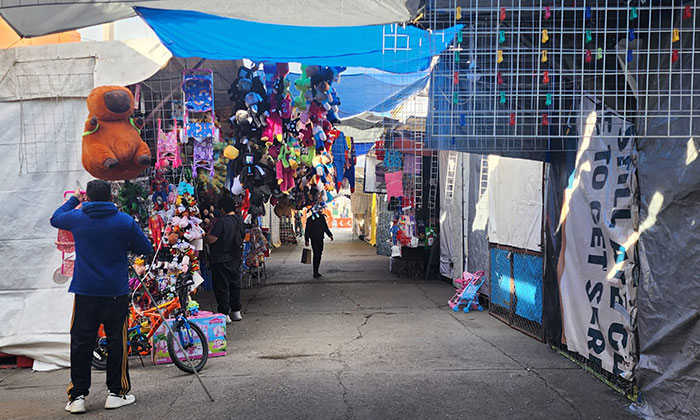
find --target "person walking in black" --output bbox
[50,180,152,414]
[305,203,334,278]
[205,195,246,323]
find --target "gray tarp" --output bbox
[0,0,420,38]
[630,16,700,420]
[438,150,464,280]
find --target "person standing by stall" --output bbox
[305,200,334,278]
[50,180,152,414]
[205,195,246,323]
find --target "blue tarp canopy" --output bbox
[288,68,430,119]
[136,7,462,73]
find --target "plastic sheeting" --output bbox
[487,156,543,252]
[630,21,700,420]
[1,0,420,37]
[288,69,430,120]
[136,7,462,73]
[438,151,464,280]
[0,100,93,368]
[0,39,171,102]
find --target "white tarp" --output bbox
[0,100,92,368]
[438,150,464,280]
[0,39,171,368]
[0,39,171,101]
[558,98,638,379]
[0,0,420,38]
[487,155,543,252]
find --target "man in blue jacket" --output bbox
[50,180,152,414]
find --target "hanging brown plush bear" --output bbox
[81,86,151,181]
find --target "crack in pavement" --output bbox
[327,312,385,420]
[414,283,449,309]
[446,311,584,417]
[162,376,197,416]
[322,283,361,307]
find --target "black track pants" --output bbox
[67,294,130,401]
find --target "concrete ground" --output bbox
[0,229,637,420]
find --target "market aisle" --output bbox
[0,233,636,420]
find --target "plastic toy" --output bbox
[497,50,503,63]
[544,6,551,20]
[541,50,548,63]
[585,50,592,63]
[509,113,516,126]
[497,71,504,85]
[81,86,151,181]
[684,5,692,20]
[541,29,549,44]
[155,118,181,169]
[673,28,680,43]
[500,7,506,21]
[53,191,81,284]
[448,271,486,313]
[542,113,549,126]
[542,71,550,84]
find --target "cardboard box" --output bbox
[151,310,227,365]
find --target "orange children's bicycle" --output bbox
[92,273,208,373]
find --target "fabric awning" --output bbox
[135,7,462,74]
[0,0,421,38]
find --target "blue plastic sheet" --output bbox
[288,68,430,119]
[135,7,462,73]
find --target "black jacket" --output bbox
[305,214,333,243]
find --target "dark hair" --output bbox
[86,180,112,202]
[219,195,237,213]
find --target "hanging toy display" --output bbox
[155,118,182,169]
[81,86,152,181]
[221,61,348,215]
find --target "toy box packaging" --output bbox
[152,310,227,365]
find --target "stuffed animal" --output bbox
[81,86,151,180]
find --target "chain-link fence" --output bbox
[489,244,544,341]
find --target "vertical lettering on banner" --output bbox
[560,99,638,380]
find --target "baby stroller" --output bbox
[448,270,485,313]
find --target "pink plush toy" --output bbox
[261,113,283,144]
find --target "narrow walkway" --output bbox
[0,230,637,419]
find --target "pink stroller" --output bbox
[448,271,485,313]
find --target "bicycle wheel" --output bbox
[166,319,208,373]
[92,337,108,370]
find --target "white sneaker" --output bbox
[231,311,242,321]
[104,393,135,409]
[225,315,233,324]
[65,396,86,414]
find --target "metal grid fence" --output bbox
[426,0,700,152]
[17,71,94,174]
[489,244,544,341]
